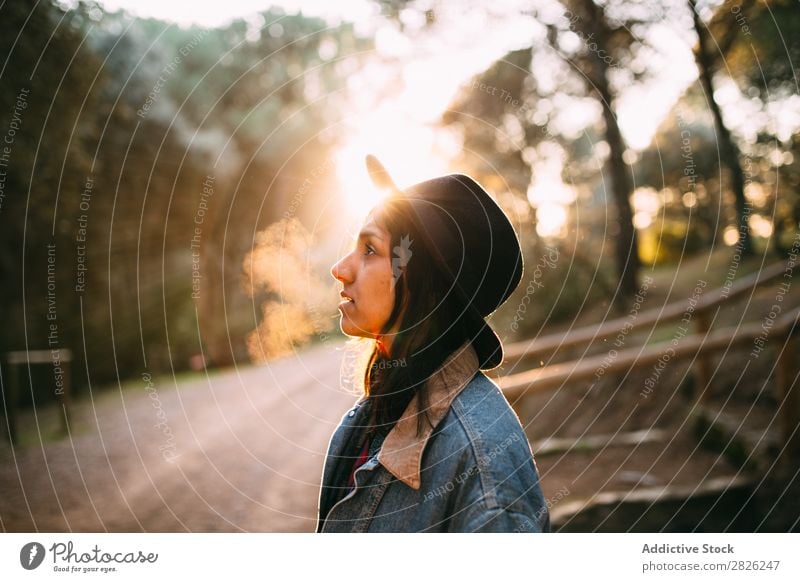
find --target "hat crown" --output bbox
[404,173,523,316]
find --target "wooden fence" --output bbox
[1,350,72,445]
[498,262,799,461]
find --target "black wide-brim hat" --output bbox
[365,155,524,370]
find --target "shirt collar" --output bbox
[376,341,479,490]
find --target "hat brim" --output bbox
[467,311,504,370]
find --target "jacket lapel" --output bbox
[377,342,479,490]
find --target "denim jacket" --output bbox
[316,342,550,532]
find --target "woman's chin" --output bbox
[339,318,373,341]
[338,317,360,338]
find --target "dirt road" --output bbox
[0,342,359,532]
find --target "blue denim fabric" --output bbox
[316,368,550,533]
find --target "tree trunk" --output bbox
[690,0,753,256]
[581,0,641,302]
[601,91,641,301]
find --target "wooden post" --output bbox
[60,357,71,435]
[2,360,18,446]
[777,332,800,463]
[693,310,712,407]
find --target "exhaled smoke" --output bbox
[243,217,336,362]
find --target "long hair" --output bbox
[360,195,480,442]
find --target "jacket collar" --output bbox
[376,341,479,490]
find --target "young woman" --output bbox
[316,156,550,533]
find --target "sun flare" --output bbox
[334,111,455,222]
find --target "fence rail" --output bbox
[499,262,799,461]
[503,261,787,365]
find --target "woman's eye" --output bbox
[364,244,376,256]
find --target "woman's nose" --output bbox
[330,255,350,283]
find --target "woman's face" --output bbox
[331,211,397,344]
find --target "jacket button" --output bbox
[348,410,356,417]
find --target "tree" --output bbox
[686,0,800,256]
[545,0,673,301]
[0,0,100,381]
[445,1,672,303]
[689,0,755,255]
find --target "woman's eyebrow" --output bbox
[358,227,385,242]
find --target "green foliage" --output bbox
[0,0,101,388]
[717,0,800,99]
[639,219,705,266]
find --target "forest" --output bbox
[0,0,797,404]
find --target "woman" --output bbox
[316,155,550,533]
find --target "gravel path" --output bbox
[0,342,358,532]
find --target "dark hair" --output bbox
[360,195,479,442]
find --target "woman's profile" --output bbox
[316,155,550,533]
